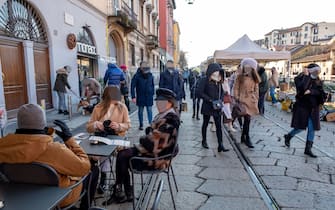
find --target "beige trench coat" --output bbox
[233,75,259,116]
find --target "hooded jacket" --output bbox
[54,68,71,92]
[0,135,91,207]
[159,69,184,101]
[198,63,224,116]
[103,63,125,86]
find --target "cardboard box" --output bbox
[326,112,335,122]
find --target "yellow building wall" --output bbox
[173,22,180,65]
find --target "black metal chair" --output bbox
[151,179,164,210]
[129,144,179,210]
[0,162,89,210]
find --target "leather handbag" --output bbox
[212,85,223,110]
[232,101,247,118]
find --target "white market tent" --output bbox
[213,34,291,64]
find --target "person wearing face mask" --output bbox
[131,61,155,130]
[198,63,230,152]
[103,88,180,205]
[233,58,261,148]
[86,86,131,195]
[159,60,184,112]
[283,63,327,158]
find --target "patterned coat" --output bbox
[135,109,180,169]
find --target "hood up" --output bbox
[206,63,222,77]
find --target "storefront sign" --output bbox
[77,42,97,55]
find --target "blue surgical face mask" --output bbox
[310,74,317,79]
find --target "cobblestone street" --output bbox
[229,102,335,210]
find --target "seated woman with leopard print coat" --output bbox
[103,88,180,205]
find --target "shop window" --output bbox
[0,0,47,43]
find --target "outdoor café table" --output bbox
[0,182,71,210]
[77,135,124,157]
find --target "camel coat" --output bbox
[86,102,131,136]
[0,135,90,207]
[233,75,259,116]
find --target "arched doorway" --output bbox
[109,30,125,65]
[0,0,51,117]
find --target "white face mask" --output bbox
[156,100,169,113]
[211,71,221,82]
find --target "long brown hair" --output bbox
[237,66,261,84]
[97,86,120,119]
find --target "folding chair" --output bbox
[129,144,179,210]
[0,162,89,210]
[151,179,164,210]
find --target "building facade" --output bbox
[0,0,108,118]
[159,0,176,71]
[173,20,180,67]
[264,22,335,50]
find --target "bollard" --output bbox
[40,99,46,110]
[68,95,72,121]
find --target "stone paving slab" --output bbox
[198,196,267,210]
[228,102,335,210]
[198,167,250,181]
[197,179,261,198]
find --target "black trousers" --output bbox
[242,115,251,136]
[80,160,100,210]
[202,114,222,145]
[192,98,200,117]
[124,95,130,111]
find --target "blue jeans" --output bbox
[270,86,277,104]
[288,117,315,142]
[138,106,152,127]
[57,91,67,111]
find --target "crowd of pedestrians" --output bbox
[0,57,327,209]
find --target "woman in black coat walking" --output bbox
[284,63,326,158]
[198,63,229,152]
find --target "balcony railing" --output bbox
[107,0,137,32]
[146,34,159,50]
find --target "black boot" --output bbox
[284,134,292,147]
[241,134,246,144]
[97,172,106,194]
[202,140,209,149]
[102,184,127,205]
[217,141,229,152]
[124,184,133,202]
[192,112,195,119]
[58,110,64,114]
[304,141,317,158]
[63,110,69,115]
[245,135,254,148]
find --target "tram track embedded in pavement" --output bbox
[263,114,335,160]
[222,126,280,210]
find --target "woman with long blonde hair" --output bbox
[233,58,261,148]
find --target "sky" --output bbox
[174,0,335,67]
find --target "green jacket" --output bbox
[259,72,269,93]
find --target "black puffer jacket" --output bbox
[198,63,223,117]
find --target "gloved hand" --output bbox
[54,120,72,142]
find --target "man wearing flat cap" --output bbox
[103,88,181,205]
[0,104,91,208]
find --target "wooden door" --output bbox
[34,45,52,109]
[0,39,27,118]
